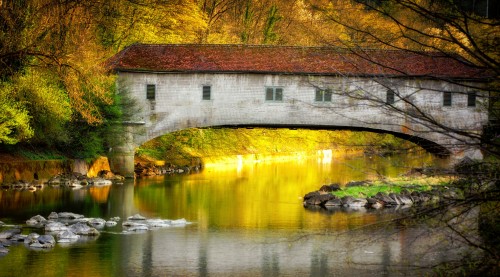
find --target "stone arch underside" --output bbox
[135,123,452,157]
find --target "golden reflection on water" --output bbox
[0,152,453,277]
[133,152,438,231]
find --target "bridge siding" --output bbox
[110,72,486,176]
[118,72,485,142]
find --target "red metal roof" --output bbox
[107,44,487,79]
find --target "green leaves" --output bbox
[0,84,33,144]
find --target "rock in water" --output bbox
[127,214,147,221]
[88,218,106,229]
[58,212,84,219]
[26,215,47,226]
[23,233,40,244]
[105,221,118,227]
[0,229,21,240]
[48,212,59,220]
[0,245,9,255]
[56,230,80,243]
[29,235,56,248]
[45,222,68,232]
[171,218,188,226]
[68,222,100,236]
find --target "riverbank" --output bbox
[302,159,497,211]
[0,155,116,185]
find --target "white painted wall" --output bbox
[117,72,488,158]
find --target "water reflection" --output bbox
[1,152,474,276]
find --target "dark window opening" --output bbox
[266,87,283,101]
[468,91,476,107]
[315,89,332,102]
[386,89,395,104]
[202,85,211,100]
[146,84,156,100]
[443,91,452,106]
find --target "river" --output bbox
[0,152,479,276]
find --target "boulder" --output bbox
[29,235,56,248]
[346,198,368,208]
[58,212,84,219]
[127,214,147,221]
[48,212,59,220]
[170,218,188,226]
[374,192,398,206]
[68,222,100,236]
[91,178,112,186]
[56,230,80,243]
[319,185,333,193]
[24,233,40,244]
[10,234,27,242]
[45,222,68,232]
[388,193,402,205]
[0,229,21,240]
[105,221,118,227]
[122,221,149,232]
[146,219,170,228]
[26,215,47,226]
[304,194,335,206]
[109,217,121,222]
[88,218,106,229]
[366,197,383,209]
[303,191,320,200]
[324,198,343,207]
[0,244,8,255]
[328,183,341,191]
[0,221,4,226]
[398,194,414,205]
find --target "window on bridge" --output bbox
[468,91,476,107]
[265,87,283,102]
[202,85,211,100]
[386,89,395,105]
[146,84,156,100]
[443,91,452,106]
[315,88,332,102]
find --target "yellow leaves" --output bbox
[14,69,72,124]
[0,82,34,144]
[109,0,207,47]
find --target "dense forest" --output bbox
[0,0,498,160]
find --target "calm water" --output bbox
[0,153,476,276]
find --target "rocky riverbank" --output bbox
[302,164,495,212]
[0,171,124,191]
[0,212,190,257]
[303,182,459,210]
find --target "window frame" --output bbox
[386,89,395,105]
[315,88,333,102]
[443,91,452,107]
[467,91,476,107]
[202,85,212,101]
[146,84,156,100]
[265,87,284,102]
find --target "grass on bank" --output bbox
[332,176,454,198]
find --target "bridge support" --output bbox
[107,122,144,178]
[449,145,484,165]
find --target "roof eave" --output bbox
[112,68,489,81]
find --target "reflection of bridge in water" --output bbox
[122,210,474,276]
[107,44,489,177]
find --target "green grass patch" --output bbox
[332,176,453,198]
